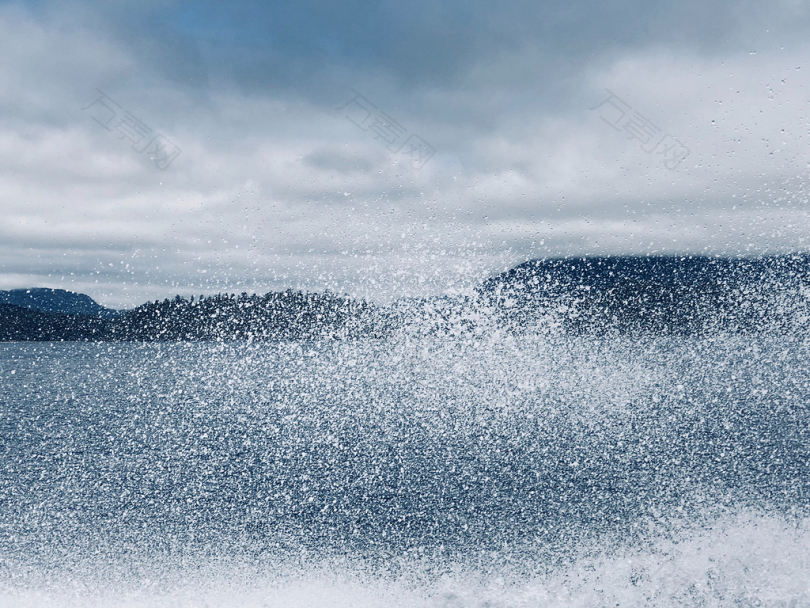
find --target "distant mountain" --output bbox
[2,256,810,342]
[0,291,387,342]
[479,254,810,334]
[481,255,810,294]
[107,291,385,341]
[0,288,120,318]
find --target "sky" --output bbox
[1,0,810,309]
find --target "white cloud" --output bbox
[1,5,809,308]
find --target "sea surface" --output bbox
[1,335,809,607]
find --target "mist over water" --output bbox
[1,333,809,607]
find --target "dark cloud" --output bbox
[24,0,810,98]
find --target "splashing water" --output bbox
[1,333,809,607]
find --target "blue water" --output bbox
[1,336,809,606]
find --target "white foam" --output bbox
[2,512,808,608]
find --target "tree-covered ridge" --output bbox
[0,287,120,318]
[480,254,810,334]
[2,255,810,341]
[111,290,385,340]
[0,290,386,342]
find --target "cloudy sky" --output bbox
[2,0,810,308]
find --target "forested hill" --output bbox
[0,291,385,342]
[0,288,120,318]
[2,255,809,341]
[479,254,810,334]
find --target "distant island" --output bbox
[1,255,808,341]
[0,288,120,318]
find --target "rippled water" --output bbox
[1,336,809,607]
